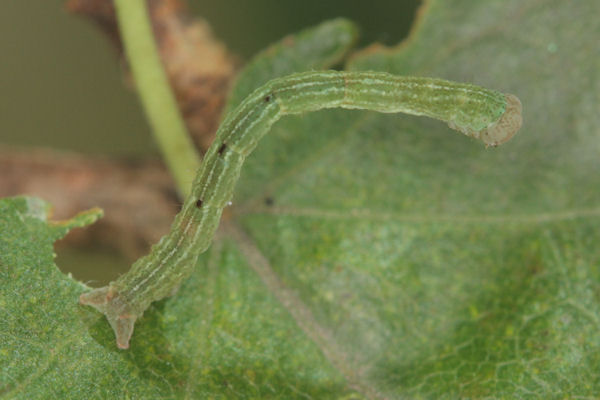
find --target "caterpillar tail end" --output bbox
[480,94,523,147]
[79,286,138,349]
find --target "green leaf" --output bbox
[3,0,600,398]
[234,0,600,397]
[0,197,353,399]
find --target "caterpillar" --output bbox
[80,70,522,349]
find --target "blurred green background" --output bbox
[1,0,419,157]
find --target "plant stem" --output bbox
[113,0,200,198]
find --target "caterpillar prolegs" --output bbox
[80,70,522,349]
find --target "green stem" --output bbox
[113,0,200,198]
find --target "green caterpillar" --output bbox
[80,70,523,349]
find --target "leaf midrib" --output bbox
[240,205,600,224]
[220,221,384,399]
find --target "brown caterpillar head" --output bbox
[480,94,522,147]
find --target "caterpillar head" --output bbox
[480,94,523,147]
